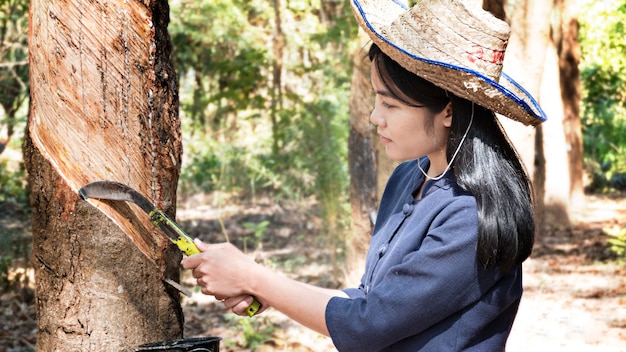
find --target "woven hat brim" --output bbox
[351,0,547,126]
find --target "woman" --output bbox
[181,0,547,350]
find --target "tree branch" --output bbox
[0,60,28,68]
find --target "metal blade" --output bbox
[79,180,155,214]
[163,278,192,297]
[79,180,200,255]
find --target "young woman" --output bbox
[181,0,547,350]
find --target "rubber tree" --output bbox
[26,0,184,349]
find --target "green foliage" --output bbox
[224,313,276,350]
[170,0,271,130]
[0,0,30,129]
[0,161,29,201]
[0,160,30,292]
[174,0,356,234]
[0,0,29,285]
[242,220,270,252]
[579,0,626,192]
[178,127,286,199]
[606,226,626,259]
[0,159,28,205]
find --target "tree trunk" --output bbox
[535,0,581,227]
[537,31,571,227]
[556,0,584,215]
[345,30,376,286]
[492,0,580,230]
[270,0,284,156]
[345,25,401,285]
[495,0,553,231]
[482,0,507,20]
[27,0,183,349]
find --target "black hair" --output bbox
[369,45,449,113]
[368,44,535,271]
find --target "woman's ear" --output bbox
[442,102,453,128]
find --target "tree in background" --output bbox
[487,0,583,229]
[346,28,377,286]
[171,0,356,277]
[556,0,584,212]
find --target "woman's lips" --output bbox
[378,134,391,144]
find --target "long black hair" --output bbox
[369,44,535,271]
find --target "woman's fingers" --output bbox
[220,295,268,316]
[222,295,248,309]
[181,242,259,299]
[193,238,210,251]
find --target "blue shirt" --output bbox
[326,158,522,351]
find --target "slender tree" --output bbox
[556,0,584,213]
[345,29,377,286]
[488,0,584,227]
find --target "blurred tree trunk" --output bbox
[26,0,183,350]
[345,30,376,286]
[345,25,398,285]
[556,0,584,215]
[490,0,583,230]
[536,0,584,226]
[483,0,506,20]
[491,0,552,232]
[270,0,284,156]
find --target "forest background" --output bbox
[0,0,625,350]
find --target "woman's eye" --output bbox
[375,94,397,109]
[381,100,394,108]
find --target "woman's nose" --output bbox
[370,109,385,127]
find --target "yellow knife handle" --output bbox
[149,209,200,255]
[246,299,262,316]
[149,209,262,316]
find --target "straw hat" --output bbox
[351,0,547,126]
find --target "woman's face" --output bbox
[370,65,452,164]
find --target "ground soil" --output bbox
[1,194,625,351]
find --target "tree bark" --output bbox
[556,0,584,215]
[492,0,579,229]
[27,0,183,349]
[345,30,376,287]
[537,33,571,226]
[496,0,553,231]
[270,0,284,155]
[345,26,400,285]
[535,0,580,226]
[482,0,507,20]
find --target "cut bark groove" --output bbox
[29,0,182,262]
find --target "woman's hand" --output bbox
[182,238,340,335]
[219,294,269,316]
[181,239,258,301]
